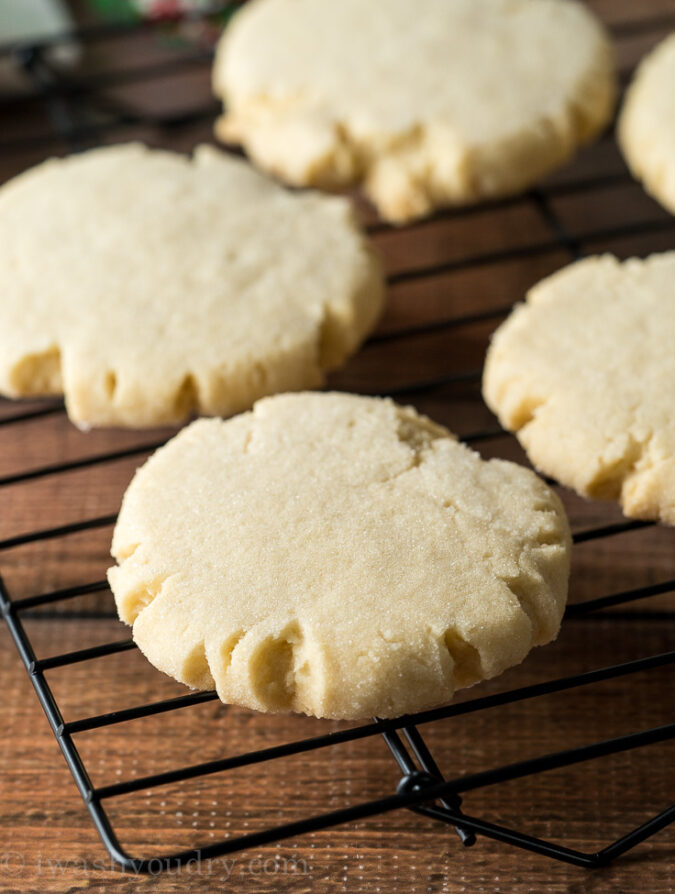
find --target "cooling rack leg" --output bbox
[379,722,476,847]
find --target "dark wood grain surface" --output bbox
[0,1,673,891]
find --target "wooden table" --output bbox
[0,1,673,891]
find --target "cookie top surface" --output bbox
[108,392,570,720]
[483,253,675,526]
[619,32,675,215]
[214,0,615,222]
[0,143,383,428]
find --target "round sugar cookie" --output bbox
[619,33,675,216]
[0,143,383,428]
[483,253,675,526]
[108,392,571,720]
[213,0,616,223]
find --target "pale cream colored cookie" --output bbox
[108,392,571,720]
[213,0,616,223]
[619,33,675,216]
[483,253,675,526]
[0,143,383,428]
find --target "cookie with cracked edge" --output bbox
[619,32,675,216]
[213,0,616,223]
[483,253,675,526]
[108,392,571,720]
[0,143,383,428]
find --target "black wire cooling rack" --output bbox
[0,2,673,876]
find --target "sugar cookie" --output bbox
[109,392,571,719]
